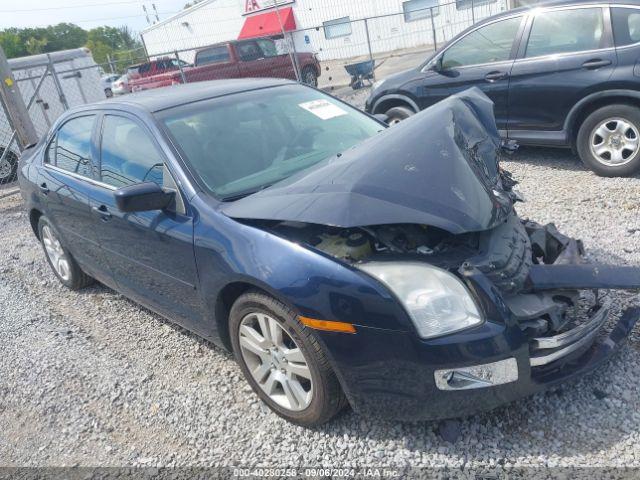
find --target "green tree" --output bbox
[0,31,25,58]
[25,36,48,55]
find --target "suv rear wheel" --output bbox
[229,291,347,426]
[577,104,640,177]
[384,106,415,125]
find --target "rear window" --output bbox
[612,7,640,46]
[525,8,605,58]
[196,46,231,66]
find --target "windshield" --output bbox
[158,84,384,200]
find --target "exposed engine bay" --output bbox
[254,202,639,363]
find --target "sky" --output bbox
[0,0,193,33]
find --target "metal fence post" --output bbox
[288,32,302,82]
[0,46,38,149]
[430,8,438,50]
[471,0,476,24]
[364,18,375,82]
[175,51,187,84]
[47,54,69,111]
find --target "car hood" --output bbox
[221,88,513,234]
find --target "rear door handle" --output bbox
[582,59,612,69]
[39,183,49,195]
[92,205,112,221]
[485,71,508,82]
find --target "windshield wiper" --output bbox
[220,184,273,202]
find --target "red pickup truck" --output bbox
[129,38,321,92]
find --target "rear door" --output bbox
[38,114,112,281]
[417,15,525,128]
[508,6,617,136]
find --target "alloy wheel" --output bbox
[42,225,71,282]
[238,312,313,411]
[589,117,640,166]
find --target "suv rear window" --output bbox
[525,8,605,58]
[612,7,640,46]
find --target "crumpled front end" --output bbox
[230,87,640,419]
[458,214,640,383]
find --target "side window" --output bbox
[99,115,165,188]
[526,8,604,58]
[256,39,279,58]
[237,41,263,61]
[441,16,521,69]
[196,46,231,66]
[612,8,640,47]
[46,116,95,177]
[323,17,352,39]
[403,0,439,22]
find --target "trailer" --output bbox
[0,48,105,184]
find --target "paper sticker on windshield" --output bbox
[299,100,348,120]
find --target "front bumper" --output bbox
[320,303,638,421]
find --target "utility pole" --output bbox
[0,46,37,149]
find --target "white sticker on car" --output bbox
[299,100,348,120]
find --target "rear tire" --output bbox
[104,88,113,98]
[576,104,640,177]
[384,106,415,125]
[229,290,347,426]
[38,216,94,290]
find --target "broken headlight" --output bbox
[358,262,483,339]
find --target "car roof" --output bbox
[477,0,640,24]
[95,78,296,113]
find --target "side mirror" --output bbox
[429,56,443,72]
[114,182,175,213]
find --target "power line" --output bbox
[0,10,182,27]
[0,0,178,13]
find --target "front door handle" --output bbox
[582,59,612,69]
[92,205,112,221]
[39,183,49,195]
[485,71,508,82]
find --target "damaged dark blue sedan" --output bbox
[18,79,640,426]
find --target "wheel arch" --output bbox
[29,208,43,240]
[371,94,419,115]
[565,90,640,146]
[214,279,295,351]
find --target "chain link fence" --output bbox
[137,0,507,101]
[0,49,110,190]
[0,0,507,191]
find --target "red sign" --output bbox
[242,0,295,15]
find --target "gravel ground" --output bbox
[1,147,640,473]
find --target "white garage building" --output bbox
[141,0,509,62]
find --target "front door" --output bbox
[90,113,203,331]
[508,6,617,134]
[417,15,524,128]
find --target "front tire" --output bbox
[38,216,94,290]
[577,104,640,177]
[229,291,347,426]
[384,106,415,125]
